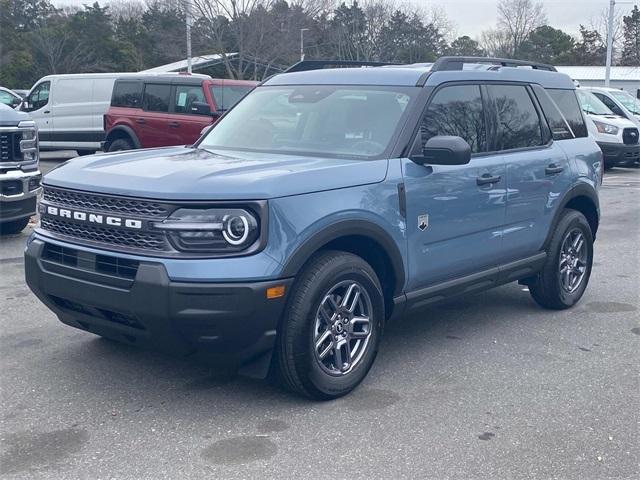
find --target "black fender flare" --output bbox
[280,219,406,296]
[105,125,141,149]
[543,181,600,249]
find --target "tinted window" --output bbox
[421,85,486,153]
[142,83,170,112]
[174,85,206,114]
[546,89,588,138]
[488,85,543,150]
[532,85,573,140]
[28,82,50,110]
[112,81,142,108]
[210,85,253,111]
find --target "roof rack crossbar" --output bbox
[431,56,557,73]
[285,60,397,73]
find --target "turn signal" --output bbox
[266,285,286,299]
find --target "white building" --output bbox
[556,66,640,98]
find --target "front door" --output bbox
[403,83,506,292]
[25,81,52,143]
[166,84,213,146]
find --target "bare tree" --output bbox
[497,0,546,56]
[480,28,512,57]
[589,6,625,62]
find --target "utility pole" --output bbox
[185,0,193,74]
[300,28,310,62]
[605,0,615,87]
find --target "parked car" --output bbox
[0,104,41,234]
[103,75,258,151]
[585,86,640,126]
[0,87,24,109]
[26,57,602,399]
[20,73,152,155]
[574,89,639,168]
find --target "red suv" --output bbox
[103,75,257,152]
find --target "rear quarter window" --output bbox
[112,81,143,108]
[546,89,588,138]
[532,85,573,140]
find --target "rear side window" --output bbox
[421,84,487,153]
[546,89,588,138]
[532,85,573,140]
[174,85,206,114]
[111,81,142,108]
[142,83,170,112]
[488,85,543,150]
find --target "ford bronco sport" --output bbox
[25,57,602,400]
[103,75,257,152]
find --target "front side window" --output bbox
[112,81,142,108]
[546,89,588,138]
[420,84,487,153]
[610,90,640,115]
[200,85,415,159]
[210,85,253,112]
[174,85,206,114]
[489,85,543,150]
[142,83,170,112]
[28,82,50,110]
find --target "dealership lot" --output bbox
[1,164,638,479]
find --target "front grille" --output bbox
[43,243,140,279]
[41,217,166,251]
[622,128,639,145]
[49,295,145,330]
[0,132,21,162]
[0,179,23,196]
[43,187,171,217]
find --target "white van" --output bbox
[584,86,640,127]
[575,88,640,168]
[21,73,141,155]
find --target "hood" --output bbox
[43,147,388,200]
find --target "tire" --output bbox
[274,251,384,400]
[107,138,133,152]
[529,209,593,310]
[76,150,96,156]
[0,217,30,235]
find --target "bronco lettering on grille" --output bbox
[44,205,143,229]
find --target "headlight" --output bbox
[18,120,39,162]
[593,120,619,135]
[154,208,260,253]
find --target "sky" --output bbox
[52,0,638,38]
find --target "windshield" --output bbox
[209,85,254,112]
[576,90,612,115]
[200,85,414,159]
[610,90,640,115]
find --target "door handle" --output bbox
[168,121,180,128]
[135,118,146,124]
[476,173,502,186]
[43,110,50,114]
[545,163,564,175]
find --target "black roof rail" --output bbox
[431,56,557,73]
[285,60,397,73]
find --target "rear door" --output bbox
[488,83,572,261]
[139,83,172,148]
[402,83,507,291]
[165,83,213,146]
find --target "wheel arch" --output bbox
[545,183,600,248]
[280,220,406,319]
[104,125,141,150]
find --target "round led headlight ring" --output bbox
[222,214,250,245]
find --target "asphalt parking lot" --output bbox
[1,161,638,480]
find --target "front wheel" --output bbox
[0,217,30,235]
[274,251,384,400]
[529,209,593,309]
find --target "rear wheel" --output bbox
[529,210,593,309]
[107,138,133,152]
[0,217,30,235]
[274,251,384,400]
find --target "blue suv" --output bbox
[25,57,602,399]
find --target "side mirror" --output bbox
[190,101,212,116]
[411,135,471,166]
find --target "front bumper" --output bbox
[0,170,41,223]
[597,142,640,167]
[25,238,292,363]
